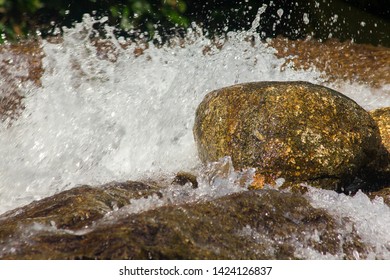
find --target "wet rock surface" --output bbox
[194,81,382,192]
[369,107,390,188]
[0,180,378,260]
[0,181,162,234]
[370,107,390,154]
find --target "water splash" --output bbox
[0,15,326,213]
[306,188,390,259]
[0,13,389,260]
[104,156,254,220]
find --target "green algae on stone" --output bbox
[193,81,382,192]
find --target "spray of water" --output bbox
[0,14,325,213]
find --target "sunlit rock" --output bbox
[369,107,390,187]
[370,107,390,154]
[193,81,382,192]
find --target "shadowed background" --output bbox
[0,0,389,45]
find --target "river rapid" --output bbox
[0,14,389,259]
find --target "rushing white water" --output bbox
[0,15,389,259]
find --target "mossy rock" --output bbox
[193,81,382,192]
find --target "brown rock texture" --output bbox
[370,107,390,153]
[0,182,371,260]
[269,38,390,87]
[193,81,382,191]
[369,107,390,186]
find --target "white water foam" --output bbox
[103,156,255,220]
[0,15,325,213]
[306,188,390,259]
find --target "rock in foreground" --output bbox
[193,81,382,192]
[0,180,377,260]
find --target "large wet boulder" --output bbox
[0,181,372,260]
[193,81,382,192]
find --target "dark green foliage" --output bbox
[0,0,389,45]
[0,0,191,42]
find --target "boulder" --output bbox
[0,181,370,260]
[0,181,163,241]
[193,81,382,192]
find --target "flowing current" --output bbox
[0,16,389,259]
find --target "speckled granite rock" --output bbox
[369,107,390,187]
[193,81,382,192]
[370,107,390,153]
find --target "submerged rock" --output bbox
[0,181,371,260]
[193,81,382,192]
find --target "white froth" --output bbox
[104,156,254,219]
[306,188,390,259]
[0,16,326,213]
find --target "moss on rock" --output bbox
[194,81,382,191]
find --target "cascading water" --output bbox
[0,11,389,259]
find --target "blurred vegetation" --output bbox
[0,0,389,45]
[0,0,191,41]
